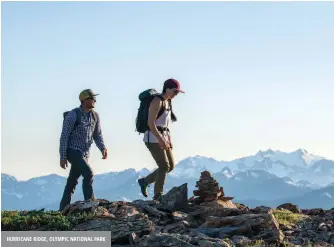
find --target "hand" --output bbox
[102,149,108,159]
[60,160,68,169]
[169,142,173,150]
[158,139,170,150]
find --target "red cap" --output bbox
[164,78,185,93]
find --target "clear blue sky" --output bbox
[2,2,334,180]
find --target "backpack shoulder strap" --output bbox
[91,110,98,122]
[73,107,82,126]
[90,110,99,131]
[156,95,165,119]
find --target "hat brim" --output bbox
[88,94,99,99]
[81,94,99,101]
[176,89,185,93]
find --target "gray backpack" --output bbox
[63,107,97,129]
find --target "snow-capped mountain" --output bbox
[230,170,277,182]
[221,148,324,175]
[0,169,313,211]
[222,170,313,201]
[1,169,149,211]
[169,156,207,178]
[255,148,322,167]
[220,167,235,179]
[93,168,138,191]
[136,168,151,177]
[1,167,316,211]
[170,149,332,186]
[1,148,333,211]
[1,173,20,193]
[303,159,334,186]
[169,155,235,178]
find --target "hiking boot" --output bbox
[153,195,164,203]
[138,178,149,197]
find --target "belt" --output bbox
[157,126,170,133]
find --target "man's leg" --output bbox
[59,154,81,211]
[65,149,95,201]
[80,156,95,201]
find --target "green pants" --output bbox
[59,149,95,211]
[144,143,175,199]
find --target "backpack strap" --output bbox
[73,107,82,127]
[91,110,98,130]
[156,95,166,119]
[89,109,96,121]
[72,108,98,130]
[148,95,165,144]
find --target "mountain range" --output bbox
[2,149,334,211]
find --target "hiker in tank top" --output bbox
[138,79,185,202]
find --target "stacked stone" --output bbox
[192,171,226,203]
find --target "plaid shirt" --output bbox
[59,107,106,160]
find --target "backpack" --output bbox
[63,107,97,130]
[135,89,166,133]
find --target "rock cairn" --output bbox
[3,181,334,246]
[190,171,233,204]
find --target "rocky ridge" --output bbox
[2,171,334,247]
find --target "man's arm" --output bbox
[59,111,77,160]
[93,113,106,152]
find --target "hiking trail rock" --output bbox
[157,183,189,212]
[277,203,301,214]
[4,170,334,247]
[197,213,284,244]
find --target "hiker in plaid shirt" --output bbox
[59,89,108,211]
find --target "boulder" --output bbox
[303,208,326,216]
[137,233,195,247]
[277,203,301,214]
[73,212,153,244]
[199,200,237,209]
[190,207,248,220]
[197,213,284,244]
[91,206,115,218]
[158,183,188,212]
[252,206,273,214]
[142,205,170,218]
[115,205,139,218]
[129,232,140,246]
[162,221,190,234]
[172,211,189,222]
[234,203,249,211]
[62,200,99,215]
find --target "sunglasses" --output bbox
[173,89,179,94]
[87,97,96,102]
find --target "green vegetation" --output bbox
[272,209,308,226]
[1,209,93,231]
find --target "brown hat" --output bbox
[79,89,99,101]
